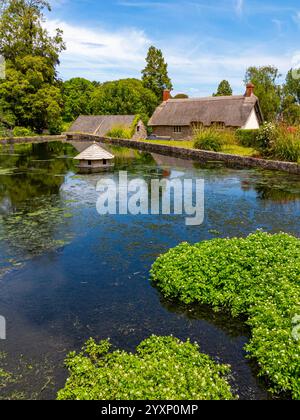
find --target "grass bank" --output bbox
[140,139,258,157]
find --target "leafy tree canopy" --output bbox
[0,59,63,132]
[91,78,158,120]
[0,0,65,66]
[245,66,281,122]
[174,93,189,99]
[62,77,95,122]
[284,69,300,104]
[142,46,173,101]
[281,94,300,126]
[213,80,233,96]
[0,0,65,132]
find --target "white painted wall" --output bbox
[243,108,260,129]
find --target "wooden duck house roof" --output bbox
[74,143,115,161]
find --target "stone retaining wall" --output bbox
[68,133,300,175]
[0,135,65,145]
[1,133,299,174]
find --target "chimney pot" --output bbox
[245,82,255,97]
[163,89,171,102]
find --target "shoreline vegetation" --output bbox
[1,135,299,175]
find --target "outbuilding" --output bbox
[74,142,115,173]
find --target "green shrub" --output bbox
[106,126,132,139]
[12,127,35,137]
[193,128,224,152]
[61,121,72,133]
[0,124,11,138]
[256,122,277,152]
[236,129,259,147]
[48,119,63,135]
[57,336,235,400]
[270,127,300,163]
[151,232,300,399]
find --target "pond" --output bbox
[0,141,299,400]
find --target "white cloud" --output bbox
[45,19,295,96]
[45,19,151,80]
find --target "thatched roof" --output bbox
[74,143,114,161]
[68,115,136,136]
[148,95,263,127]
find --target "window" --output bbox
[88,160,92,166]
[103,159,107,165]
[174,126,182,133]
[137,126,140,132]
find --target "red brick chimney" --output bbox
[163,89,171,102]
[245,82,255,97]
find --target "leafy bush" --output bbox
[12,127,35,137]
[236,129,259,147]
[106,126,133,139]
[270,127,300,163]
[193,128,224,152]
[0,124,11,138]
[256,122,277,152]
[151,232,300,399]
[48,119,63,135]
[57,336,235,400]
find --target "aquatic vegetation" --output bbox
[0,196,74,277]
[57,336,235,400]
[0,352,55,400]
[151,232,300,399]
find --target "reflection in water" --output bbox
[0,141,299,400]
[240,171,300,203]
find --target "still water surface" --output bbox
[0,141,299,399]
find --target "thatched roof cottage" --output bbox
[68,115,147,140]
[148,83,264,140]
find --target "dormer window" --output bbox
[191,122,204,130]
[212,122,225,129]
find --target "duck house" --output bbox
[74,142,115,173]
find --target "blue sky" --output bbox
[45,0,300,96]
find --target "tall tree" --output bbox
[142,46,172,101]
[281,95,300,126]
[0,0,65,132]
[284,69,300,104]
[213,80,233,96]
[244,66,281,122]
[0,0,64,67]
